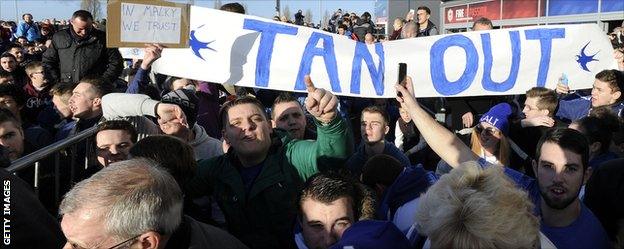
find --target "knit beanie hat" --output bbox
[479,103,512,135]
[161,88,198,127]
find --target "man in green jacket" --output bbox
[184,76,353,248]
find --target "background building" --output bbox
[440,0,623,33]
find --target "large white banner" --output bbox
[152,6,617,98]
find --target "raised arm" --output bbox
[126,44,162,94]
[287,75,353,179]
[395,76,478,168]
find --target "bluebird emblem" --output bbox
[576,42,599,72]
[189,25,216,61]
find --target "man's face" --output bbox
[16,38,28,46]
[337,28,345,35]
[8,47,24,63]
[416,9,429,24]
[69,83,98,119]
[223,103,272,157]
[361,111,388,145]
[590,79,620,107]
[0,57,17,72]
[473,23,492,31]
[0,95,21,118]
[23,14,32,23]
[28,66,47,88]
[523,97,548,119]
[96,129,133,167]
[52,94,73,119]
[300,197,354,249]
[61,208,127,249]
[0,121,24,161]
[272,101,306,140]
[534,142,588,210]
[70,17,92,38]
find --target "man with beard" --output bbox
[345,105,410,175]
[395,76,611,248]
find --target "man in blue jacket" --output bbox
[556,69,624,123]
[15,13,40,42]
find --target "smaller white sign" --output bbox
[120,2,182,44]
[119,47,145,59]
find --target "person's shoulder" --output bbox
[185,216,249,249]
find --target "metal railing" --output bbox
[7,126,98,205]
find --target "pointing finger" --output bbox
[305,75,317,93]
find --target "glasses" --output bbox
[106,235,140,249]
[474,125,499,137]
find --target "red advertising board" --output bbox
[469,0,501,21]
[502,0,540,19]
[444,0,501,24]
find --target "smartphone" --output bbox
[398,63,407,97]
[561,73,569,86]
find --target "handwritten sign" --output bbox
[107,0,190,48]
[152,6,618,98]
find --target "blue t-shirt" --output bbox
[502,167,611,248]
[540,203,611,249]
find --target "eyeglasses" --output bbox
[106,234,140,249]
[474,125,499,137]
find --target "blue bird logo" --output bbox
[576,42,599,72]
[189,25,216,61]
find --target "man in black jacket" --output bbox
[42,10,122,84]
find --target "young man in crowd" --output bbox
[22,61,53,125]
[102,89,223,160]
[59,159,248,249]
[5,43,30,67]
[556,69,624,122]
[0,84,52,150]
[415,6,438,37]
[271,92,315,140]
[0,52,27,86]
[346,105,410,175]
[395,77,611,248]
[57,77,112,140]
[295,172,374,249]
[509,87,563,161]
[182,76,352,248]
[94,120,137,167]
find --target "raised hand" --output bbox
[304,75,338,124]
[156,103,188,133]
[140,43,164,70]
[395,76,419,110]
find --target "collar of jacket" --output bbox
[221,129,291,201]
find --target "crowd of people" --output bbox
[1,2,624,249]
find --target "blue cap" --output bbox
[479,103,512,135]
[329,220,411,249]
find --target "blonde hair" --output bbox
[470,128,510,166]
[415,161,539,248]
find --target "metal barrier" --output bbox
[7,126,98,205]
